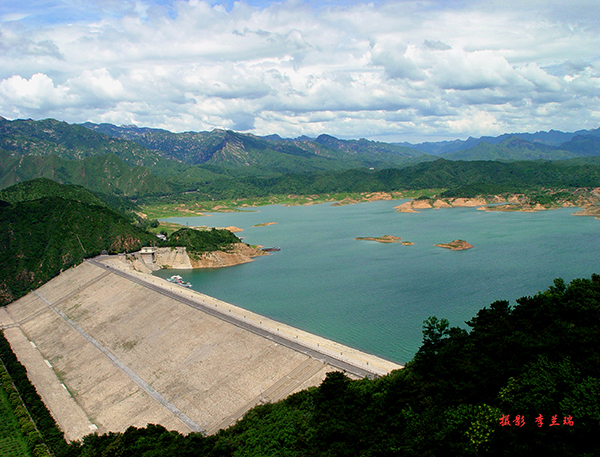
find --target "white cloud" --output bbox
[0,73,72,112]
[0,0,599,141]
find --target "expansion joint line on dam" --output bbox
[86,258,379,380]
[0,271,113,330]
[33,290,204,434]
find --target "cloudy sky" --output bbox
[1,0,599,142]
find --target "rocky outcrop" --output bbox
[395,196,509,212]
[331,192,397,206]
[450,197,489,207]
[222,226,244,232]
[572,205,600,217]
[394,198,451,212]
[155,247,194,269]
[356,235,404,243]
[434,240,473,251]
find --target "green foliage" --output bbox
[0,333,70,457]
[76,424,212,457]
[0,368,33,457]
[0,150,173,198]
[0,195,155,306]
[162,228,240,253]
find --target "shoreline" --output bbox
[95,255,403,376]
[143,188,600,218]
[2,258,403,441]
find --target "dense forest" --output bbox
[0,195,155,306]
[1,274,599,456]
[138,158,600,205]
[0,179,243,306]
[163,228,241,254]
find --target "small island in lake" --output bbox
[434,239,473,250]
[253,222,278,227]
[355,235,414,245]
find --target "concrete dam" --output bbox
[0,258,402,441]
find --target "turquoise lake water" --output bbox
[156,201,600,364]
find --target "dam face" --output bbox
[0,259,401,441]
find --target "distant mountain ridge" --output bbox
[399,127,600,155]
[81,122,435,171]
[0,117,163,166]
[82,120,600,163]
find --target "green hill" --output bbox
[0,177,107,206]
[0,196,155,306]
[0,176,142,218]
[163,227,240,253]
[0,150,173,197]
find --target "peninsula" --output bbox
[394,190,600,214]
[127,243,267,273]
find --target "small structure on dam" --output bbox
[0,259,401,441]
[139,246,158,264]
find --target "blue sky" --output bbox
[1,0,599,142]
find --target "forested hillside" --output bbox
[0,180,256,307]
[0,178,108,207]
[0,149,174,197]
[0,196,155,306]
[2,275,599,456]
[139,158,600,204]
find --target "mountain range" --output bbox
[80,121,432,170]
[1,116,600,199]
[398,127,600,155]
[81,120,600,163]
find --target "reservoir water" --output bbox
[157,201,600,364]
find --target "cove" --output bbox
[156,200,600,364]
